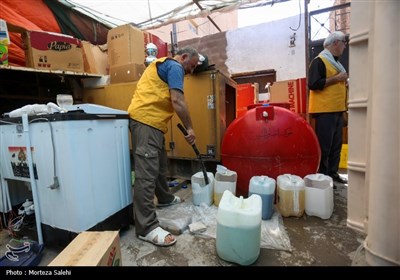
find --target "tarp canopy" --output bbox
[65,0,291,30]
[1,0,291,66]
[1,0,113,66]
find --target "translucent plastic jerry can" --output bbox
[191,172,214,206]
[214,165,237,207]
[248,175,276,220]
[277,174,305,217]
[304,173,334,219]
[216,190,262,265]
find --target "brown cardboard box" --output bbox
[82,87,107,106]
[107,24,145,67]
[109,63,145,84]
[104,81,137,110]
[23,30,84,72]
[269,78,307,114]
[81,41,108,75]
[48,231,121,266]
[82,82,137,110]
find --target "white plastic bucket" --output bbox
[214,165,237,207]
[248,175,276,220]
[277,174,305,217]
[304,173,334,219]
[191,171,214,206]
[216,190,262,265]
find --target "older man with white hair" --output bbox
[308,31,348,187]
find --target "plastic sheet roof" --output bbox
[63,0,291,30]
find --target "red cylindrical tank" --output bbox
[221,105,321,197]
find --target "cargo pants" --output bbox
[129,119,175,237]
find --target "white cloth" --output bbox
[7,102,62,118]
[319,49,346,73]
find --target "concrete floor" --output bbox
[0,174,368,267]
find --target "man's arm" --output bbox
[309,57,347,90]
[308,57,326,90]
[325,71,348,87]
[170,88,196,145]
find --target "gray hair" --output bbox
[176,47,199,58]
[323,31,346,48]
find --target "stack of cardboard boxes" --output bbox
[269,78,307,116]
[107,24,146,84]
[83,24,147,110]
[5,20,146,79]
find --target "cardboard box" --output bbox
[236,83,258,118]
[104,81,137,110]
[82,75,110,89]
[109,63,145,84]
[48,231,121,266]
[82,87,107,106]
[269,78,307,114]
[81,41,108,75]
[107,24,145,67]
[23,30,84,72]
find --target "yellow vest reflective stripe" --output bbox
[308,56,347,113]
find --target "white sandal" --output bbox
[138,226,177,247]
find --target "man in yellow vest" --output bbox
[128,47,199,247]
[308,31,348,187]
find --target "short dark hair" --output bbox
[176,47,199,58]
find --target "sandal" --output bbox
[157,196,182,208]
[138,226,177,247]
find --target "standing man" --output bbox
[128,47,199,247]
[308,31,348,187]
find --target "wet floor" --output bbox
[0,173,368,267]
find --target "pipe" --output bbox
[177,123,209,185]
[192,0,221,32]
[22,114,44,245]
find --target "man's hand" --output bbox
[325,71,348,87]
[185,128,196,146]
[336,72,348,82]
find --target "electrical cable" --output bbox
[29,118,59,189]
[351,239,365,266]
[289,0,302,31]
[8,212,25,233]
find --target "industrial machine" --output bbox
[0,104,132,245]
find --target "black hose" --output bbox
[177,123,209,185]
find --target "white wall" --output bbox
[149,10,238,43]
[226,15,306,81]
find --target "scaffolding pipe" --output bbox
[22,114,44,245]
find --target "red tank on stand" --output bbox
[221,105,321,197]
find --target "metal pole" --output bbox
[22,114,43,245]
[304,0,310,123]
[193,0,221,32]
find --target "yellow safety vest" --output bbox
[128,57,175,133]
[308,55,347,113]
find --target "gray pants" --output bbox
[129,119,174,237]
